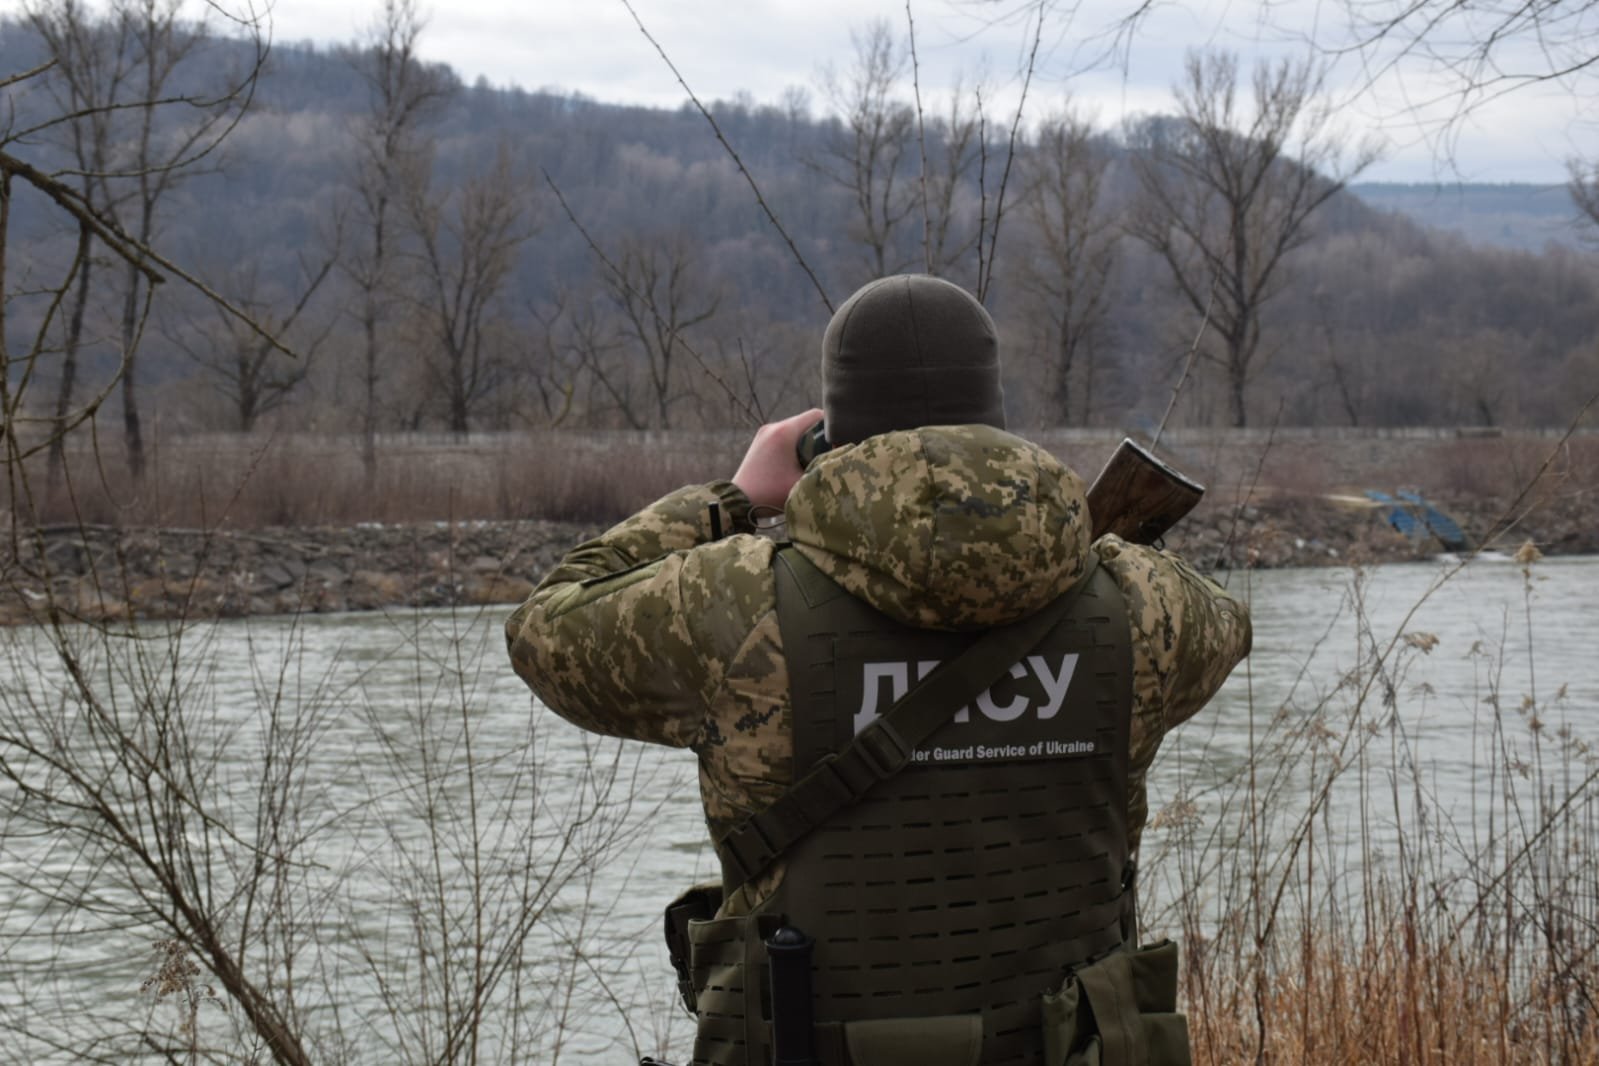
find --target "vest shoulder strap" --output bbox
[715,547,1105,893]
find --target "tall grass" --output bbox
[12,431,748,528]
[11,428,1592,529]
[1142,554,1599,1064]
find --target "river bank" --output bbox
[2,488,1592,625]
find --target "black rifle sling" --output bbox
[715,550,1104,894]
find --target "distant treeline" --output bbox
[3,7,1596,445]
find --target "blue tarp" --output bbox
[1365,490,1420,537]
[1398,490,1470,551]
[1365,489,1469,551]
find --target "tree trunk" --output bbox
[362,296,380,476]
[1052,312,1074,424]
[49,248,92,486]
[121,267,145,480]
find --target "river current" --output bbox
[1,555,1595,1063]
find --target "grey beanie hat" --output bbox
[822,274,1005,447]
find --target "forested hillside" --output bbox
[1350,182,1583,252]
[4,8,1597,443]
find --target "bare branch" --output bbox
[542,169,763,428]
[618,0,834,313]
[906,0,934,274]
[976,0,1043,303]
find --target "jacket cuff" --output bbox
[705,479,754,536]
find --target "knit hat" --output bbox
[821,274,1006,447]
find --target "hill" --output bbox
[1351,182,1584,252]
[3,17,1597,438]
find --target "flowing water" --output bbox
[1,555,1595,1063]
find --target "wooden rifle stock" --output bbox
[1086,438,1204,545]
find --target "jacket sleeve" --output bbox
[504,481,753,749]
[1097,535,1252,844]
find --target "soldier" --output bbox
[506,274,1250,1066]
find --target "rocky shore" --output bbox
[0,519,599,626]
[2,492,1592,626]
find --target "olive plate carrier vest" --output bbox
[676,547,1189,1066]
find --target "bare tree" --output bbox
[3,0,265,506]
[76,0,259,478]
[521,292,580,428]
[812,19,918,280]
[918,84,984,280]
[1311,294,1365,427]
[1315,0,1599,129]
[24,0,132,484]
[1127,51,1376,427]
[4,66,664,1052]
[1013,107,1119,425]
[1570,157,1599,231]
[403,143,533,435]
[601,236,721,430]
[344,0,452,467]
[563,293,638,429]
[167,245,340,432]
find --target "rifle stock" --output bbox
[1086,438,1204,545]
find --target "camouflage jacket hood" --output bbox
[784,425,1091,631]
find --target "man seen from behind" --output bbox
[506,274,1251,1066]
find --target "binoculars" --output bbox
[794,419,829,469]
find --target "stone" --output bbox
[309,560,347,584]
[463,574,534,605]
[349,570,407,610]
[258,562,296,589]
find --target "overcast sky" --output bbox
[20,0,1593,182]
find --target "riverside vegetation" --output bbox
[3,427,1594,624]
[1,430,1595,1063]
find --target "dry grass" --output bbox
[11,428,1593,530]
[14,431,747,527]
[1146,559,1599,1065]
[1191,927,1599,1065]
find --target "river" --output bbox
[1,555,1595,1063]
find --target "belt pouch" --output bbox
[687,914,778,1066]
[1041,939,1191,1066]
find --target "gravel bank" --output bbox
[3,489,1590,625]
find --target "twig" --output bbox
[975,87,989,292]
[736,339,768,423]
[542,169,763,428]
[1153,285,1217,451]
[617,0,833,314]
[0,150,300,362]
[0,60,57,92]
[1211,398,1284,576]
[976,0,1044,303]
[906,0,933,275]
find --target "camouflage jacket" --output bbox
[506,425,1251,912]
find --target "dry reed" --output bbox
[1145,558,1599,1065]
[11,428,1592,530]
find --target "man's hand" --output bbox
[733,408,824,512]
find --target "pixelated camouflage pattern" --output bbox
[505,426,1251,913]
[784,426,1090,630]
